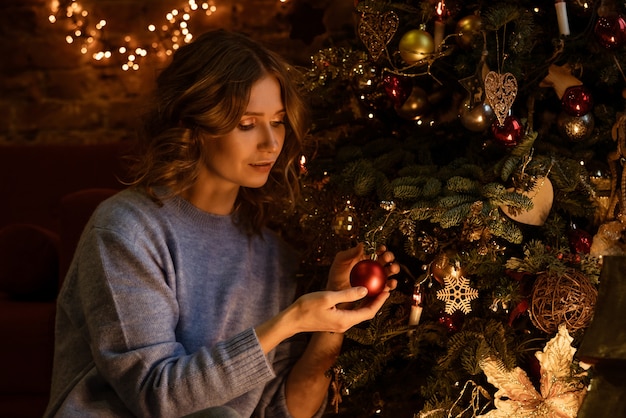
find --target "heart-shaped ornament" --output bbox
[501,176,554,226]
[484,71,518,126]
[358,11,399,60]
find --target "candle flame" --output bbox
[436,1,445,17]
[412,287,422,305]
[299,155,308,174]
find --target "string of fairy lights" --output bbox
[47,0,220,70]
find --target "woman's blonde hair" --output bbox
[129,29,309,235]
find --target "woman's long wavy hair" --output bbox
[128,29,309,235]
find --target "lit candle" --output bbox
[433,1,445,51]
[555,0,570,36]
[299,155,307,175]
[408,285,423,326]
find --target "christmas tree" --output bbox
[278,0,626,416]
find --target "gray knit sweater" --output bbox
[44,188,308,418]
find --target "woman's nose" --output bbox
[259,126,282,152]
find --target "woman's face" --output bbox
[200,74,286,193]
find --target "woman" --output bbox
[45,29,398,418]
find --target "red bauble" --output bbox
[526,354,542,384]
[594,15,626,50]
[508,299,529,326]
[382,72,412,108]
[561,85,593,117]
[438,310,464,333]
[568,227,593,254]
[350,259,386,297]
[491,115,523,147]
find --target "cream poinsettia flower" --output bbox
[478,324,588,418]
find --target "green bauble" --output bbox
[399,29,434,64]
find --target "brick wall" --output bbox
[0,0,355,145]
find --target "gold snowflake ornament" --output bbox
[478,324,587,418]
[436,269,479,314]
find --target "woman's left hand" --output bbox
[326,243,399,294]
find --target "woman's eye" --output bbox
[237,117,285,130]
[238,120,255,130]
[271,120,286,127]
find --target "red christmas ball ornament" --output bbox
[350,259,386,297]
[568,227,593,254]
[594,15,626,50]
[491,115,524,147]
[561,85,593,117]
[438,310,464,333]
[382,72,412,108]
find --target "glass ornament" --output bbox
[594,15,626,50]
[491,115,524,147]
[398,28,434,64]
[382,72,411,108]
[561,85,593,116]
[557,111,595,142]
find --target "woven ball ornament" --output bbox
[529,269,597,334]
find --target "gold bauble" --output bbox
[332,202,358,239]
[458,97,495,132]
[399,29,434,64]
[456,14,482,49]
[557,111,595,142]
[430,251,457,284]
[395,86,430,120]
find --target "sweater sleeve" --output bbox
[255,335,329,418]
[68,225,276,417]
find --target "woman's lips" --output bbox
[250,161,274,172]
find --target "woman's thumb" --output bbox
[339,286,368,302]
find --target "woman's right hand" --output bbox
[257,286,386,353]
[287,286,391,334]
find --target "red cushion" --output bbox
[0,143,129,232]
[0,224,59,300]
[0,300,55,394]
